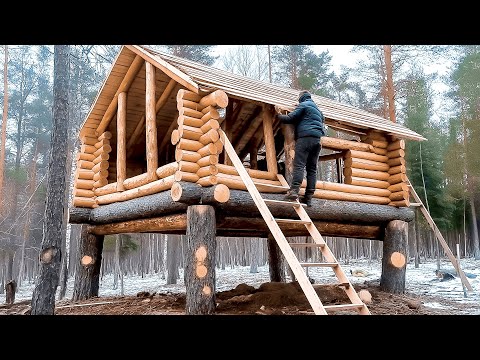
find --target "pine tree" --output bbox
[445,47,480,258]
[166,45,218,66]
[402,68,452,230]
[31,45,70,315]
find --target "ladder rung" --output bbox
[262,198,306,207]
[275,218,311,225]
[409,203,422,207]
[323,304,365,313]
[289,242,325,248]
[253,182,289,190]
[299,262,338,268]
[313,282,350,289]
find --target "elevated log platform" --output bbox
[69,186,414,239]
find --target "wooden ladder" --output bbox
[407,178,473,292]
[219,130,370,315]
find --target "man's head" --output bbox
[298,90,311,102]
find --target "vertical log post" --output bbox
[145,62,158,179]
[184,205,217,314]
[249,143,258,170]
[267,233,286,282]
[262,105,278,174]
[380,220,408,294]
[282,123,295,185]
[72,224,104,301]
[116,91,127,191]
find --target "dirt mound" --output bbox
[1,280,476,315]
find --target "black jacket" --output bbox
[277,92,325,139]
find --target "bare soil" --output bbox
[1,279,476,315]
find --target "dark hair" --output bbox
[298,90,310,101]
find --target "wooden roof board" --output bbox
[139,46,426,142]
[80,45,426,145]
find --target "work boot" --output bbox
[302,190,315,207]
[284,188,299,202]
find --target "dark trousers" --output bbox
[290,136,321,195]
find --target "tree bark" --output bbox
[31,45,70,315]
[72,225,104,301]
[0,45,8,215]
[470,197,480,260]
[184,205,216,314]
[380,220,407,294]
[267,233,286,282]
[383,45,397,123]
[5,280,16,305]
[166,235,180,284]
[249,238,259,273]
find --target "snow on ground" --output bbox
[2,257,479,314]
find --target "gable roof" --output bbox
[81,45,426,142]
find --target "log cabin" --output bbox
[68,45,426,315]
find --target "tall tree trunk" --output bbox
[6,52,31,285]
[0,252,4,294]
[30,45,70,315]
[58,138,76,300]
[267,45,272,83]
[383,45,396,123]
[470,198,480,259]
[17,131,40,288]
[0,45,8,215]
[113,234,120,290]
[267,234,286,282]
[166,235,180,284]
[249,238,259,273]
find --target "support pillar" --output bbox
[72,224,104,301]
[380,220,407,294]
[184,205,216,314]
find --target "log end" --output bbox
[213,184,230,203]
[171,181,183,202]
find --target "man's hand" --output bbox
[274,105,289,116]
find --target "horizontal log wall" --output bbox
[174,89,231,187]
[72,131,113,208]
[386,138,408,207]
[337,130,409,207]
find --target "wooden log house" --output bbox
[68,45,426,314]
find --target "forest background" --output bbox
[0,44,478,300]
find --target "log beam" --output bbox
[145,62,158,178]
[95,55,144,136]
[116,91,127,191]
[127,78,177,151]
[262,105,278,174]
